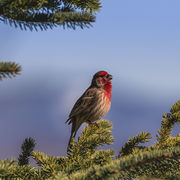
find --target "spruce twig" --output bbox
[0,62,21,80]
[0,0,101,30]
[156,100,180,147]
[59,147,180,180]
[18,137,36,166]
[119,132,151,157]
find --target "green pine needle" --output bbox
[0,62,21,80]
[18,137,36,166]
[156,100,180,147]
[119,132,152,157]
[0,0,101,30]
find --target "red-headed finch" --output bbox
[66,71,112,149]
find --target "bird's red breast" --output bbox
[104,81,112,101]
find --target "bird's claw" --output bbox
[89,122,99,128]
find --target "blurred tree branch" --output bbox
[0,0,101,31]
[0,62,21,80]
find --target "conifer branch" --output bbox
[160,133,180,149]
[57,147,180,180]
[32,120,114,177]
[1,9,95,31]
[0,62,21,80]
[0,0,14,8]
[65,120,114,174]
[18,137,36,166]
[85,149,114,167]
[156,100,180,147]
[170,99,180,123]
[119,132,151,157]
[67,120,114,157]
[0,0,100,30]
[0,159,37,179]
[32,151,63,178]
[0,159,17,177]
[0,101,179,179]
[63,0,102,12]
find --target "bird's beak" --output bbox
[107,74,113,81]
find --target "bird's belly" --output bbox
[86,96,111,123]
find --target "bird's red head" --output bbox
[93,71,112,81]
[91,71,112,99]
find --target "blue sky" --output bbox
[0,0,180,159]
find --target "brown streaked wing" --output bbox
[68,87,96,119]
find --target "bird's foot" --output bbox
[89,122,99,128]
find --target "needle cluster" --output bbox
[0,62,21,80]
[0,0,101,30]
[0,100,179,179]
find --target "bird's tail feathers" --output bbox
[65,118,72,125]
[67,118,83,151]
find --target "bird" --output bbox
[66,71,112,150]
